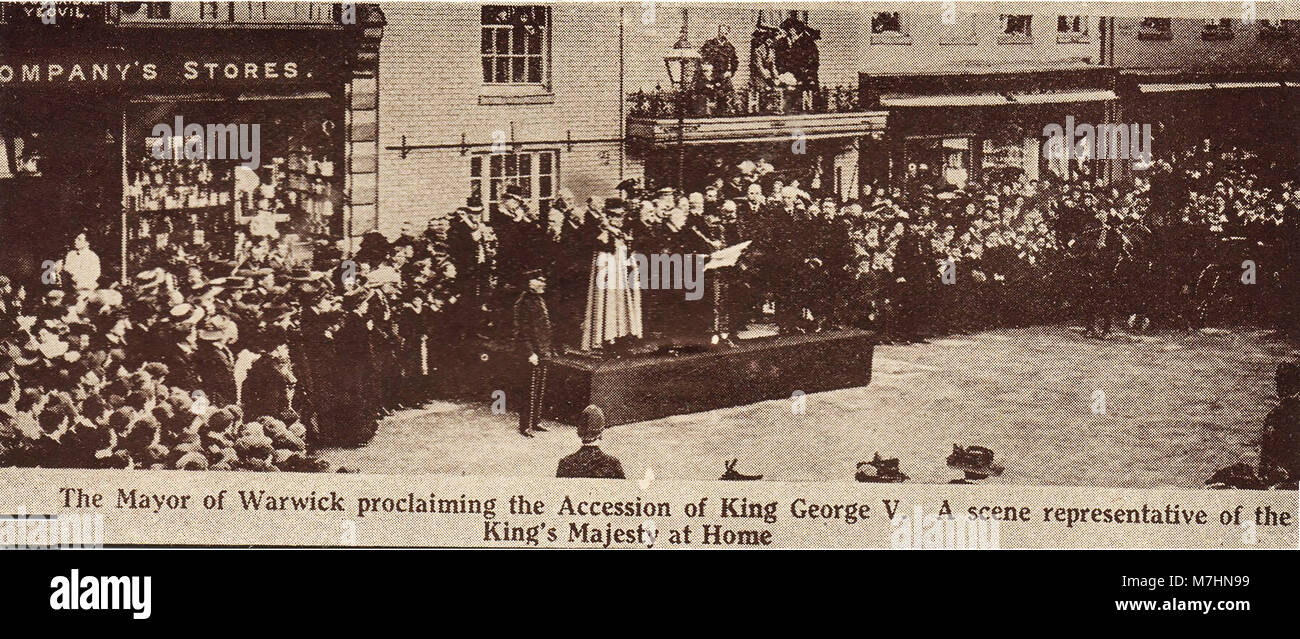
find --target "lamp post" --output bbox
[663,9,699,190]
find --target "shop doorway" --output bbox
[1,92,120,287]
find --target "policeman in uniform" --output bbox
[512,269,553,437]
[556,405,625,479]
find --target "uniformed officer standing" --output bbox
[512,269,553,437]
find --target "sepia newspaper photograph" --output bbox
[0,0,1297,560]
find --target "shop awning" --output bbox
[1011,89,1118,104]
[237,90,334,101]
[879,93,1011,107]
[1213,81,1286,90]
[1138,83,1214,93]
[627,110,888,146]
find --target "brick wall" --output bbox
[377,3,628,235]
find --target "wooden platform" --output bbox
[542,330,875,426]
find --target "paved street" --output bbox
[320,326,1298,488]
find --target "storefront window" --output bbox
[983,137,1039,182]
[124,99,343,269]
[905,137,971,190]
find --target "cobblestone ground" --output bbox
[319,326,1299,488]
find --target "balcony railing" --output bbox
[627,85,862,119]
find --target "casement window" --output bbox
[1138,17,1172,40]
[1261,19,1298,40]
[1057,15,1089,42]
[481,5,550,86]
[470,150,559,216]
[999,15,1032,43]
[871,12,910,44]
[1202,18,1235,40]
[872,12,902,34]
[145,2,171,19]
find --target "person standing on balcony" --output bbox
[700,25,738,94]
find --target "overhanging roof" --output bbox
[879,89,1117,107]
[627,111,887,147]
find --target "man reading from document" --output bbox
[557,405,625,479]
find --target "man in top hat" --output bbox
[556,405,624,479]
[512,269,553,437]
[493,184,546,324]
[447,198,496,339]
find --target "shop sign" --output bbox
[3,2,105,25]
[0,56,330,87]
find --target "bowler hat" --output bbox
[503,185,525,202]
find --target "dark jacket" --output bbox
[512,291,553,357]
[1261,395,1300,479]
[193,341,237,407]
[556,445,625,479]
[241,353,295,421]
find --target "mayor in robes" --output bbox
[580,198,643,352]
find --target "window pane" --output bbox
[527,57,542,84]
[495,57,508,83]
[496,29,509,54]
[482,28,493,54]
[519,154,532,175]
[471,155,482,177]
[528,31,542,55]
[512,25,525,53]
[539,175,552,196]
[505,154,517,176]
[490,154,503,175]
[511,57,525,82]
[482,58,493,83]
[539,152,551,174]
